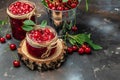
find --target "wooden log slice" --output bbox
[18,39,67,71]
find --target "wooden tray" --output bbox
[18,39,67,71]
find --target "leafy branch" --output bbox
[66,33,102,50]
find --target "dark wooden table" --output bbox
[0,0,120,80]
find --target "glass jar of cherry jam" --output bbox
[26,26,58,59]
[7,0,36,40]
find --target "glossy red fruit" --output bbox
[13,60,20,67]
[81,44,87,49]
[72,45,78,51]
[72,26,78,32]
[9,43,17,50]
[78,48,84,55]
[67,47,73,53]
[6,34,12,40]
[84,47,91,54]
[0,37,6,43]
[9,1,34,15]
[57,6,64,10]
[71,3,77,8]
[48,3,54,9]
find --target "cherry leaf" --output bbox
[62,0,68,2]
[22,25,33,31]
[40,20,47,28]
[23,20,35,26]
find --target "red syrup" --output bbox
[26,27,57,59]
[26,41,56,59]
[7,1,36,40]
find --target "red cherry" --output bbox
[9,43,17,50]
[13,60,20,67]
[0,37,6,43]
[81,44,87,49]
[6,34,12,40]
[78,48,84,55]
[48,3,54,9]
[51,6,56,10]
[57,6,64,10]
[45,0,50,4]
[67,47,73,53]
[16,2,21,6]
[72,26,78,32]
[44,28,50,33]
[84,47,91,54]
[71,3,77,8]
[9,1,34,15]
[72,45,78,51]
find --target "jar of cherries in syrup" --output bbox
[26,25,58,59]
[7,0,36,40]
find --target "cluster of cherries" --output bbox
[67,44,91,55]
[0,34,20,67]
[45,0,79,10]
[9,1,34,15]
[29,28,55,43]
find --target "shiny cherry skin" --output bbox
[67,47,73,53]
[78,47,84,55]
[84,47,91,54]
[72,45,78,51]
[13,60,20,67]
[0,37,6,43]
[9,43,17,50]
[6,34,12,40]
[72,26,78,32]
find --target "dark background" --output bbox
[0,0,120,80]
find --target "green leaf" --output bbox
[67,33,103,50]
[22,25,33,31]
[69,38,76,45]
[85,0,89,11]
[40,20,47,28]
[62,0,68,2]
[67,21,73,30]
[88,41,103,50]
[23,20,35,26]
[0,27,2,31]
[41,0,48,7]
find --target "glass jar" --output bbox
[42,0,80,34]
[26,25,58,59]
[7,0,36,40]
[47,8,76,32]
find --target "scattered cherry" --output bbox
[72,45,78,51]
[0,37,6,43]
[78,48,84,55]
[84,47,91,54]
[9,43,17,50]
[67,47,73,53]
[6,34,12,40]
[13,60,20,67]
[72,26,78,32]
[71,3,77,8]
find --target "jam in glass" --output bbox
[26,26,58,59]
[7,0,36,40]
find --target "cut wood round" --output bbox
[18,39,67,71]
